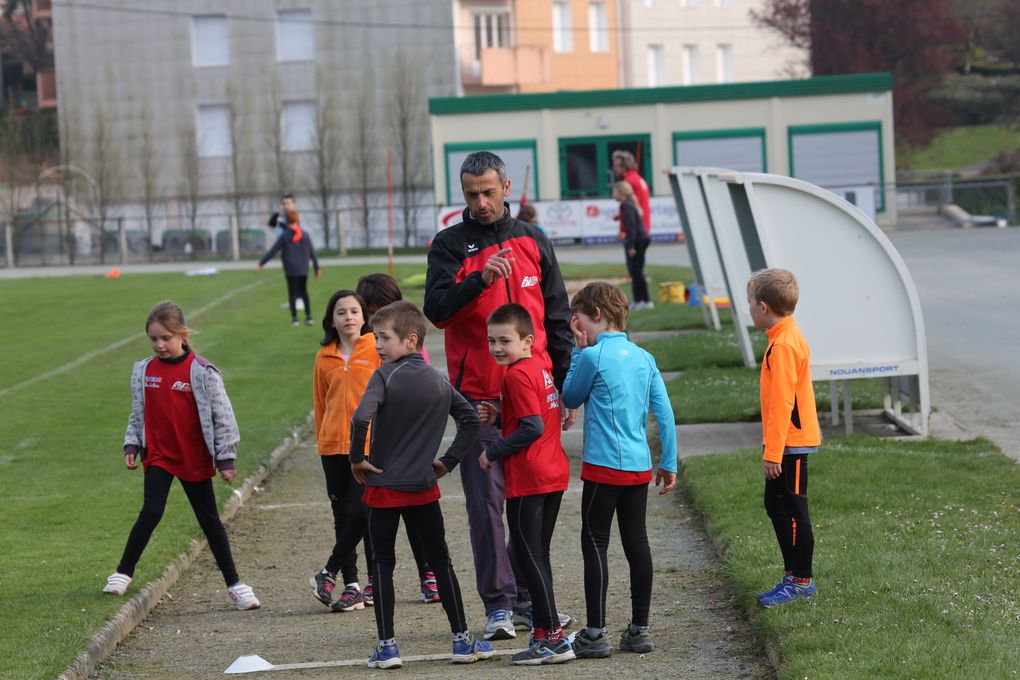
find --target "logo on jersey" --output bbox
[171,381,192,392]
[144,376,162,389]
[521,275,539,288]
[542,370,554,390]
[467,243,478,254]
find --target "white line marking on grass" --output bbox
[0,280,265,400]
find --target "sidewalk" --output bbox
[91,328,772,680]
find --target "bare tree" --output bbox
[137,105,160,260]
[348,79,378,247]
[387,50,428,247]
[57,109,80,264]
[0,115,28,264]
[226,85,256,240]
[309,88,342,252]
[178,118,202,249]
[264,78,290,205]
[87,105,121,264]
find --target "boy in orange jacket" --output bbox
[746,268,821,607]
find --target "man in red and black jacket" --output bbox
[424,151,573,640]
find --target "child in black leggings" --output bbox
[562,282,678,658]
[348,301,494,669]
[479,303,573,665]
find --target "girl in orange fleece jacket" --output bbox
[311,289,380,612]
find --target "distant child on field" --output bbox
[561,282,677,658]
[310,289,379,612]
[746,268,821,607]
[348,301,495,668]
[478,303,573,665]
[103,301,260,611]
[355,273,439,604]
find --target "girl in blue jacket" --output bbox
[561,282,677,659]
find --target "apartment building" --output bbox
[50,0,456,248]
[455,0,619,94]
[619,0,806,88]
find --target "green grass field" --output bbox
[0,264,426,680]
[3,257,1007,680]
[683,437,1020,678]
[905,124,1020,170]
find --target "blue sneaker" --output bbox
[511,637,576,665]
[760,579,816,608]
[451,633,496,664]
[756,575,794,602]
[367,640,403,669]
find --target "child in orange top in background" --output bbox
[746,268,821,608]
[310,289,380,612]
[479,303,573,665]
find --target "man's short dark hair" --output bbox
[282,192,294,200]
[460,151,508,186]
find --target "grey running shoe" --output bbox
[572,629,614,658]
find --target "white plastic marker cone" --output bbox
[224,655,275,674]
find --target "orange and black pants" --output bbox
[764,453,813,579]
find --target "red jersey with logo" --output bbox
[500,357,570,499]
[143,352,214,482]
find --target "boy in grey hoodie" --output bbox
[348,301,494,669]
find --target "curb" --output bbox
[58,414,315,680]
[677,470,782,675]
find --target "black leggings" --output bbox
[117,464,239,586]
[506,492,563,631]
[321,455,369,582]
[764,454,813,579]
[625,239,650,303]
[367,501,466,640]
[321,456,432,583]
[285,275,311,320]
[580,481,652,629]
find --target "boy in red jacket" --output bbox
[747,268,821,607]
[479,303,573,664]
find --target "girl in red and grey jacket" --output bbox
[103,301,260,611]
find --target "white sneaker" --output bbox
[483,609,516,640]
[227,582,261,610]
[102,572,132,595]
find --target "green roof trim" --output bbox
[430,73,894,116]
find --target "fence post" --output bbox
[230,214,240,262]
[1008,174,1016,226]
[118,217,127,265]
[5,223,13,268]
[336,208,347,257]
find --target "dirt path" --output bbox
[93,330,771,680]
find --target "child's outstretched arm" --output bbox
[481,415,543,470]
[648,356,678,495]
[437,389,481,476]
[349,371,385,484]
[562,345,598,409]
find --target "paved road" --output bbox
[887,227,1020,460]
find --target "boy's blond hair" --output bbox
[747,268,799,316]
[370,300,427,350]
[569,281,629,330]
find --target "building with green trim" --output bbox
[429,72,897,226]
